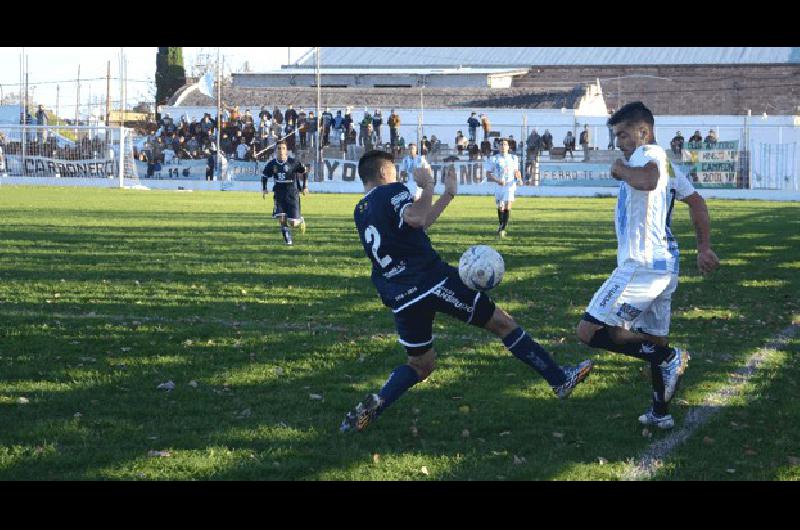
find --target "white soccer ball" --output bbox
[458,245,505,291]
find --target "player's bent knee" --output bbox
[576,319,600,345]
[484,307,517,337]
[408,349,436,380]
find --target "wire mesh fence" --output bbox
[0,125,138,179]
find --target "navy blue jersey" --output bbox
[354,182,449,311]
[262,158,306,193]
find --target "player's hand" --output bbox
[444,165,458,197]
[611,159,627,180]
[302,186,309,196]
[413,165,435,190]
[514,169,522,181]
[262,191,267,200]
[697,248,720,276]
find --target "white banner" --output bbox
[5,155,115,177]
[133,158,493,185]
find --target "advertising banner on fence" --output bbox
[5,155,116,177]
[538,163,616,186]
[133,158,494,185]
[682,140,739,188]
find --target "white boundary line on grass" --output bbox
[620,321,799,481]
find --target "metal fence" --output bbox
[5,117,797,191]
[0,125,138,180]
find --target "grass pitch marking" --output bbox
[620,321,799,481]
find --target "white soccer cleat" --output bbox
[638,408,675,430]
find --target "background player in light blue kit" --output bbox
[485,138,523,238]
[399,143,427,201]
[341,150,593,433]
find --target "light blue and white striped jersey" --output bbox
[484,153,519,190]
[615,144,677,271]
[400,154,427,196]
[663,161,698,274]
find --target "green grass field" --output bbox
[0,186,798,480]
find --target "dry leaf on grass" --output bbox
[17,397,29,404]
[148,450,172,458]
[461,429,470,438]
[552,432,564,439]
[372,454,381,464]
[309,393,323,401]
[512,455,527,465]
[597,457,608,465]
[420,466,429,476]
[703,436,715,445]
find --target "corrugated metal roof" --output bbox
[241,67,529,75]
[297,47,800,67]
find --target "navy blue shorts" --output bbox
[273,191,302,221]
[393,265,496,355]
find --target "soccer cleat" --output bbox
[282,228,293,246]
[299,220,306,235]
[638,408,675,429]
[657,348,690,402]
[340,393,383,433]
[552,359,594,399]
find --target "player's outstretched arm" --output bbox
[402,166,435,228]
[682,192,720,276]
[611,159,659,191]
[423,165,457,229]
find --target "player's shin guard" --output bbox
[588,326,671,364]
[503,327,566,386]
[376,364,420,414]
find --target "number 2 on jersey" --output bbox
[364,225,392,268]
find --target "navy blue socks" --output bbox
[503,327,566,386]
[377,364,420,413]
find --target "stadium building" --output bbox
[171,47,800,115]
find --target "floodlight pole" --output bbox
[119,48,125,189]
[216,48,222,181]
[316,46,322,181]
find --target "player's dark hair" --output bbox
[607,101,654,128]
[358,150,394,184]
[276,140,287,147]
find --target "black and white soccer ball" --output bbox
[458,245,505,291]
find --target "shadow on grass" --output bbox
[0,197,798,479]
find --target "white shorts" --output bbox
[495,186,516,206]
[406,181,423,201]
[585,262,678,337]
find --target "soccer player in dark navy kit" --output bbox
[262,141,308,245]
[340,150,594,432]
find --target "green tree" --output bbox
[155,47,186,106]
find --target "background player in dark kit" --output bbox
[262,141,308,246]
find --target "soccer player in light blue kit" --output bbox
[399,143,427,201]
[576,102,720,429]
[485,138,523,237]
[340,150,593,433]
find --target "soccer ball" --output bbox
[458,245,505,291]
